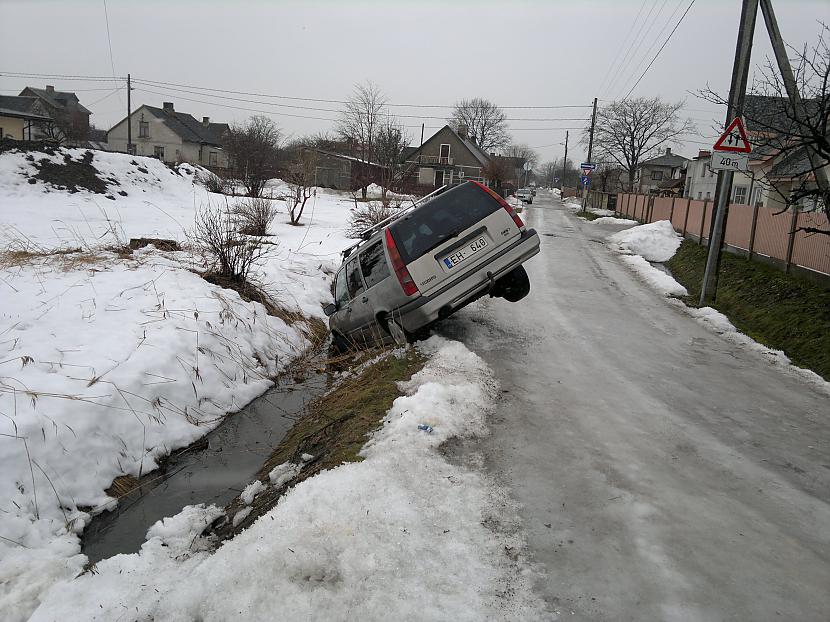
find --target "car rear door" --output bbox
[387,182,521,296]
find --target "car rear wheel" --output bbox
[493,265,531,302]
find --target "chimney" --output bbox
[45,85,55,94]
[697,149,711,159]
[163,102,174,112]
[665,147,672,155]
[457,124,468,139]
[202,116,210,127]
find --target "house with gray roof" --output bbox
[0,95,51,141]
[634,147,689,195]
[107,102,230,168]
[402,124,491,190]
[18,85,92,144]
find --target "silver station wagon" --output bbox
[324,181,541,350]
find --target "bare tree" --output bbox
[448,98,510,152]
[283,150,317,226]
[374,116,410,200]
[37,113,89,146]
[481,157,515,194]
[589,97,694,191]
[337,81,387,198]
[223,115,282,198]
[699,23,830,233]
[538,161,557,187]
[346,200,401,238]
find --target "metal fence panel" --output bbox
[792,211,830,275]
[724,203,753,251]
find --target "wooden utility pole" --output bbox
[126,73,133,155]
[700,0,759,305]
[582,97,598,208]
[561,130,569,190]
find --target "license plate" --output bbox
[441,236,488,270]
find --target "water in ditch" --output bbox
[81,365,329,565]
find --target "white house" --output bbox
[108,102,229,168]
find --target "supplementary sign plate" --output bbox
[711,151,749,172]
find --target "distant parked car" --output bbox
[325,181,541,350]
[516,188,533,204]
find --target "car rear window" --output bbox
[388,182,502,263]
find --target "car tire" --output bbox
[330,331,353,353]
[494,265,531,302]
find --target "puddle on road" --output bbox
[82,364,329,565]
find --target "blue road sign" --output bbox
[580,175,590,187]
[580,162,596,170]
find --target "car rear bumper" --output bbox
[393,228,540,332]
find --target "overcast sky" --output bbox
[0,0,826,164]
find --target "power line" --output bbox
[612,0,673,98]
[616,0,686,97]
[597,0,650,97]
[604,0,663,97]
[1,70,594,112]
[132,82,592,122]
[623,0,697,99]
[102,0,123,107]
[86,87,125,107]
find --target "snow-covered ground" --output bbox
[0,147,355,618]
[28,337,543,621]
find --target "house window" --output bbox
[705,191,712,200]
[139,121,149,138]
[700,164,706,177]
[651,170,663,181]
[209,151,218,166]
[733,186,748,204]
[698,192,702,199]
[439,144,450,164]
[154,146,164,160]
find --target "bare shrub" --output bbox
[193,201,265,283]
[346,200,400,238]
[235,196,277,236]
[202,173,230,195]
[283,151,317,226]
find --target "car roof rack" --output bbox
[340,184,449,260]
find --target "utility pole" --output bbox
[699,0,759,305]
[561,130,569,191]
[582,97,598,208]
[126,73,133,155]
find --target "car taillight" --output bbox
[470,180,525,229]
[384,229,419,296]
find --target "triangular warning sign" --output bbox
[713,117,751,153]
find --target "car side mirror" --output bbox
[323,303,338,317]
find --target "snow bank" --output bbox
[0,251,309,619]
[591,216,639,226]
[0,146,356,618]
[30,337,544,621]
[619,255,688,296]
[677,304,830,396]
[608,220,682,262]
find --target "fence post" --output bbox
[682,198,691,237]
[670,196,676,226]
[699,199,709,245]
[747,203,760,259]
[784,207,799,273]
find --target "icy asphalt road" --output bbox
[438,192,830,622]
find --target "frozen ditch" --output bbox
[81,364,329,565]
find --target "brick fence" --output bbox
[615,194,830,278]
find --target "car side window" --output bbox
[334,268,349,307]
[346,259,365,298]
[359,240,390,289]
